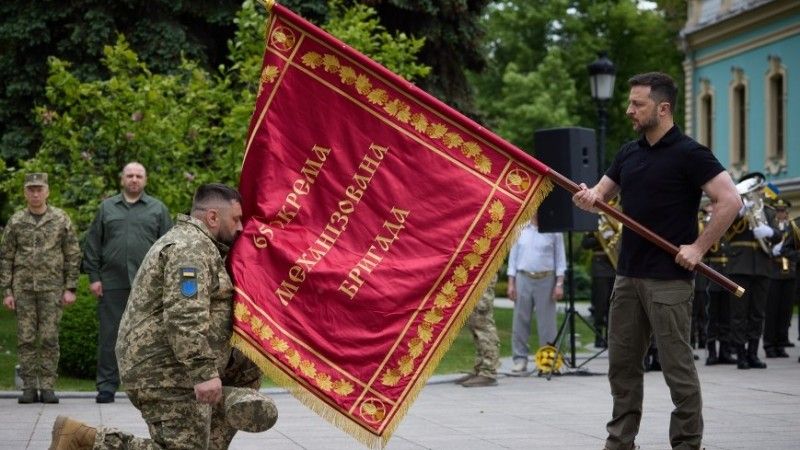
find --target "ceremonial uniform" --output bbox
[702,238,734,365]
[580,232,615,347]
[0,185,81,395]
[461,274,500,386]
[763,208,799,357]
[93,214,246,449]
[724,206,781,368]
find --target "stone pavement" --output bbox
[2,314,800,449]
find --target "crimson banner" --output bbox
[230,2,553,447]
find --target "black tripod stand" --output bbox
[545,231,606,380]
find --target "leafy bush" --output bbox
[58,277,98,379]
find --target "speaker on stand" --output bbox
[531,127,605,377]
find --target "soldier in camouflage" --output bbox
[455,274,500,387]
[50,183,278,449]
[0,173,81,405]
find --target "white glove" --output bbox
[753,224,775,239]
[601,228,615,239]
[772,242,783,257]
[738,198,755,217]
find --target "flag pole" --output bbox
[546,169,745,298]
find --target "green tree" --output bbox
[0,0,243,162]
[0,0,431,229]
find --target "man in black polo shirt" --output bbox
[573,72,741,450]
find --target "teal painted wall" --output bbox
[691,15,799,182]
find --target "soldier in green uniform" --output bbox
[0,173,81,404]
[50,183,277,449]
[455,274,500,387]
[763,199,797,358]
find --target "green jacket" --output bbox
[117,214,233,389]
[0,206,81,294]
[82,192,172,290]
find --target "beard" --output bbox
[632,110,659,133]
[217,227,240,246]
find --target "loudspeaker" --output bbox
[533,127,598,233]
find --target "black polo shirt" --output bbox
[606,125,725,280]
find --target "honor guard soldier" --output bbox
[725,172,782,369]
[0,173,82,404]
[763,199,797,358]
[699,203,735,365]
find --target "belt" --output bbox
[519,270,554,280]
[730,241,759,249]
[706,256,728,263]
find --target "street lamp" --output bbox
[587,51,616,180]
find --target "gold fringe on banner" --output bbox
[257,0,275,11]
[230,174,553,449]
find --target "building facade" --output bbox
[681,0,800,213]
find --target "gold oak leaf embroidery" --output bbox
[339,66,357,84]
[257,323,274,340]
[261,65,280,84]
[285,348,301,368]
[381,368,402,386]
[362,402,385,421]
[424,307,444,324]
[233,303,250,321]
[489,200,505,221]
[484,221,502,239]
[452,266,469,286]
[410,113,428,133]
[463,253,482,270]
[384,99,402,117]
[398,355,414,376]
[301,52,323,69]
[441,281,457,299]
[299,360,317,378]
[475,154,492,174]
[443,132,464,149]
[417,322,433,343]
[395,104,411,123]
[462,141,481,158]
[408,337,424,358]
[315,373,333,392]
[473,237,491,255]
[322,54,340,73]
[433,292,453,309]
[367,89,388,105]
[333,380,355,396]
[355,74,372,94]
[270,337,289,352]
[426,123,447,139]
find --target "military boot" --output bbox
[40,389,60,404]
[461,375,498,387]
[718,341,736,364]
[736,345,750,370]
[49,415,96,450]
[746,340,767,369]
[18,389,39,404]
[705,340,718,366]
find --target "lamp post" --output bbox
[587,51,616,180]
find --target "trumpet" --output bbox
[735,173,771,254]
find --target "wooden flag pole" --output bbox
[546,170,745,298]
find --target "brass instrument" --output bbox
[596,198,623,269]
[735,173,771,254]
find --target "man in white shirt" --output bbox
[506,214,567,373]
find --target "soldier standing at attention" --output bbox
[83,161,172,403]
[51,183,277,449]
[455,274,501,387]
[573,72,741,450]
[0,173,81,404]
[763,199,797,358]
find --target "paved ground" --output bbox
[3,311,800,449]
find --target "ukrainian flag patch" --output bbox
[180,267,198,298]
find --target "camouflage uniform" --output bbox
[466,274,500,378]
[209,349,264,449]
[0,205,81,390]
[93,214,236,449]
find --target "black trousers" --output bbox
[728,274,769,346]
[705,289,731,342]
[763,277,796,349]
[96,288,130,393]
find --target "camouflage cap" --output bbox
[222,386,278,432]
[24,172,48,187]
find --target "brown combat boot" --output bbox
[49,415,96,450]
[461,375,498,387]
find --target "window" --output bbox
[765,56,787,174]
[729,68,748,175]
[697,79,714,149]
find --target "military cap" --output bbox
[222,386,278,432]
[773,199,791,210]
[24,173,48,187]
